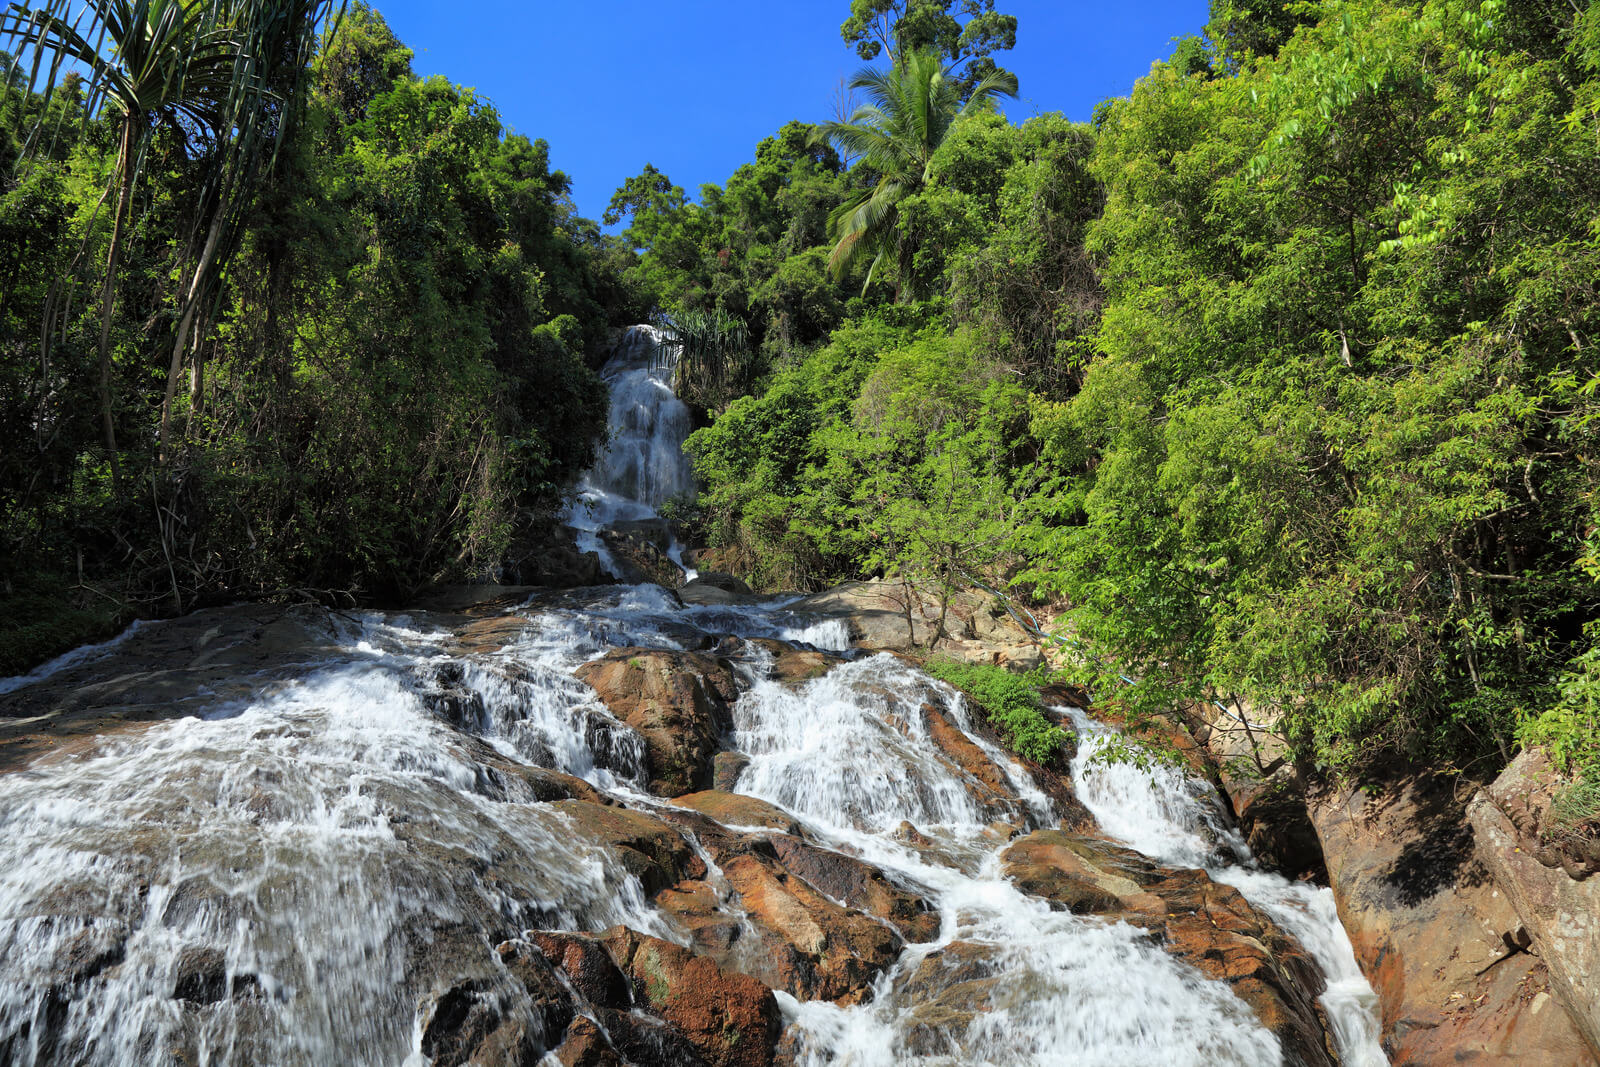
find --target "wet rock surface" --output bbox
[1002,829,1335,1066]
[0,581,1383,1066]
[576,648,739,796]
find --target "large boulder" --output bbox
[679,574,760,606]
[784,582,1039,668]
[651,825,915,1005]
[1469,750,1600,1061]
[599,927,783,1067]
[1310,774,1595,1065]
[575,649,739,797]
[600,527,685,588]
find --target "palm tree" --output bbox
[1,0,339,464]
[3,1,259,468]
[816,47,1016,297]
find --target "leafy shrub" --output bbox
[924,658,1066,765]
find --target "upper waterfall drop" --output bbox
[565,325,699,579]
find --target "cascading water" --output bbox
[0,368,1389,1067]
[1065,708,1389,1067]
[0,585,1387,1065]
[565,325,699,579]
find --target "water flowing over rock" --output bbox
[0,352,1392,1066]
[0,582,1399,1064]
[565,325,700,584]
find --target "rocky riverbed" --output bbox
[0,581,1396,1066]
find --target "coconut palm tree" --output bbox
[816,47,1016,297]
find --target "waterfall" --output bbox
[1065,709,1389,1067]
[565,325,699,580]
[0,590,1389,1065]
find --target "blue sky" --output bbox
[372,1,1209,223]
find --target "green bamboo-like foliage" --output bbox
[816,47,1016,296]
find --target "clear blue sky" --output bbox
[371,1,1209,223]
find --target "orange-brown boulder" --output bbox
[576,649,739,796]
[552,799,705,895]
[598,926,783,1067]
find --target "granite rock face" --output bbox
[1310,773,1595,1065]
[1469,749,1600,1061]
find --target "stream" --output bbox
[0,327,1386,1066]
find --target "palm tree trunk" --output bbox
[97,114,138,487]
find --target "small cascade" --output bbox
[1066,709,1389,1067]
[731,659,1287,1066]
[565,325,699,580]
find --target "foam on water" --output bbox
[728,656,1288,1065]
[564,325,699,579]
[1066,708,1388,1067]
[0,624,674,1066]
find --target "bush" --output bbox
[923,658,1067,765]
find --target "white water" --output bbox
[732,658,1284,1066]
[564,324,699,581]
[0,620,150,697]
[0,328,1383,1063]
[1066,709,1388,1067]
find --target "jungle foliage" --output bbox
[0,3,634,671]
[662,0,1600,780]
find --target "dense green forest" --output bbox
[0,2,644,673]
[616,0,1600,780]
[2,0,1598,787]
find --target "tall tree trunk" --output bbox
[160,189,230,458]
[97,114,139,487]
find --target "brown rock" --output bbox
[713,751,750,792]
[670,791,804,835]
[1001,830,1165,916]
[1001,829,1332,1065]
[919,703,1018,812]
[894,942,1004,1055]
[715,851,903,1004]
[521,933,631,1009]
[552,800,706,895]
[599,926,783,1067]
[553,1015,625,1067]
[764,833,940,943]
[576,649,739,796]
[746,639,842,685]
[1470,750,1600,1061]
[1312,773,1596,1066]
